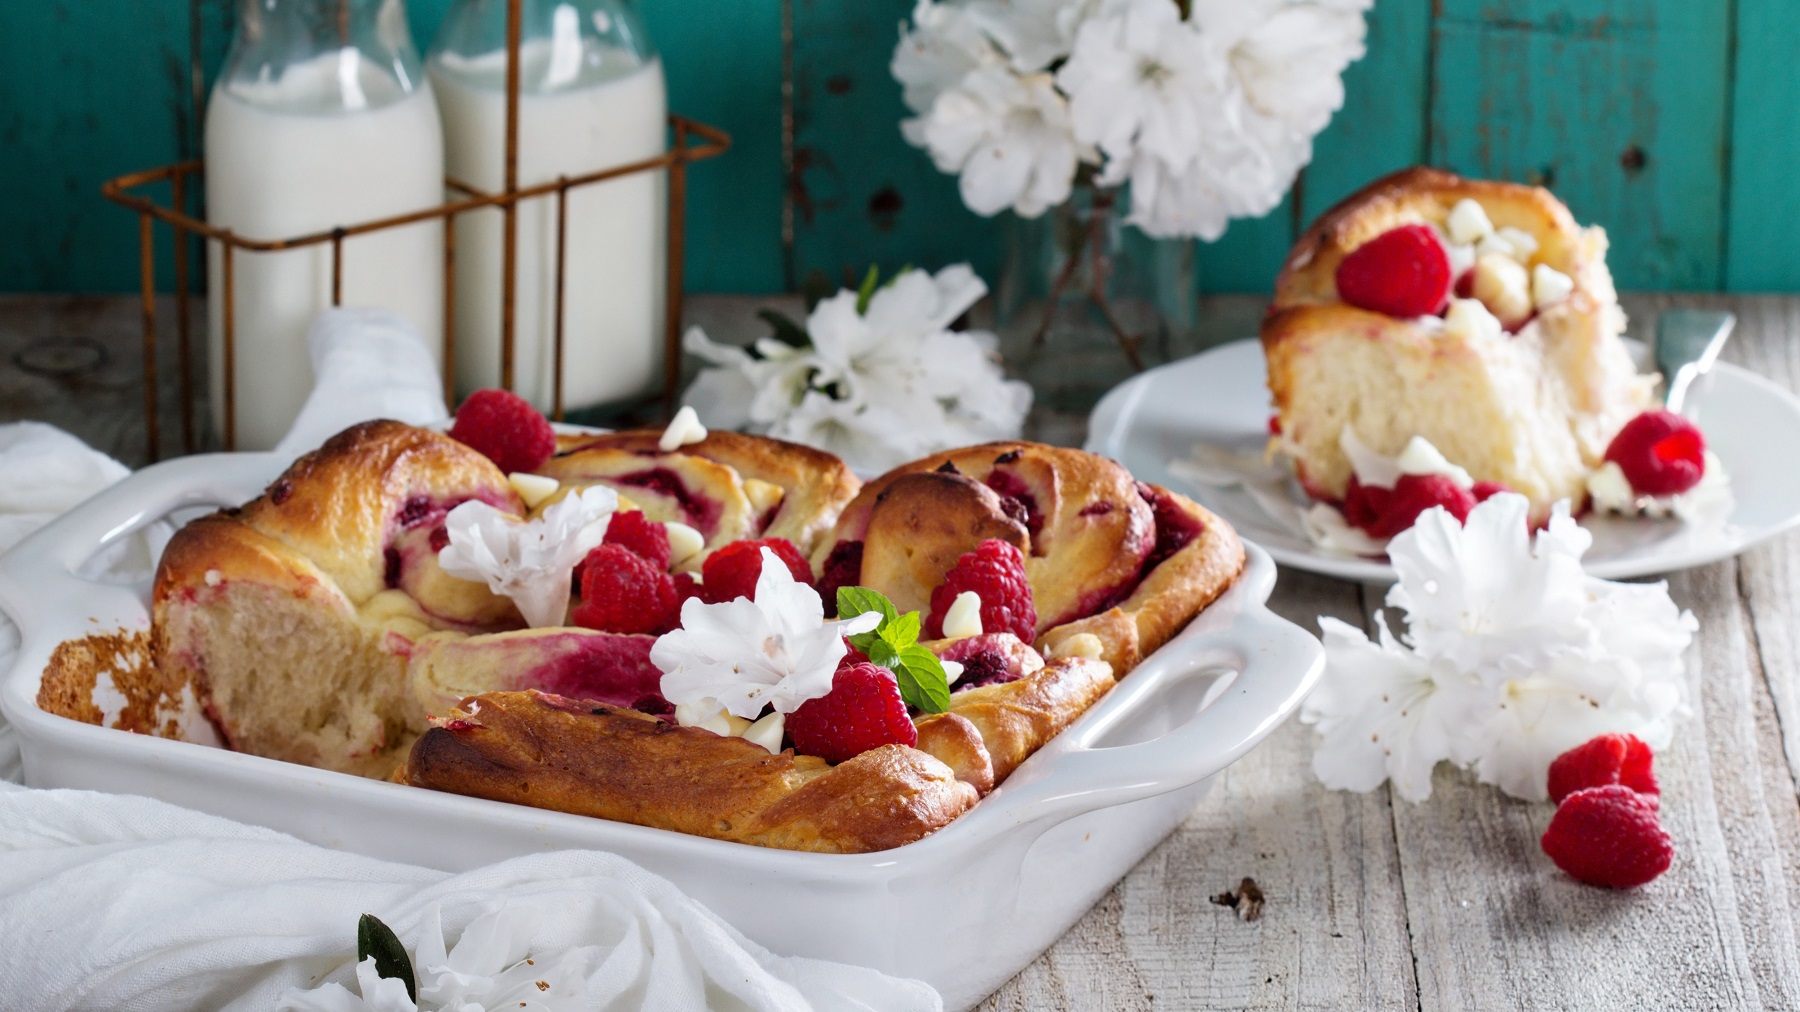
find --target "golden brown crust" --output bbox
[545,429,859,559]
[1273,167,1586,309]
[934,657,1115,784]
[398,690,978,853]
[818,443,1242,677]
[1039,489,1246,674]
[911,711,996,795]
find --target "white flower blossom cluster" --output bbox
[682,264,1032,476]
[1301,493,1696,803]
[892,0,1371,239]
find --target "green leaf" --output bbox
[755,308,810,350]
[357,913,417,1003]
[837,587,899,652]
[879,610,921,651]
[866,637,902,672]
[895,644,952,714]
[855,264,881,314]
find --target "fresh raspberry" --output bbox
[787,661,917,764]
[570,544,677,635]
[1541,785,1673,889]
[700,538,812,604]
[952,649,1017,691]
[1343,473,1476,539]
[1548,733,1659,805]
[817,541,865,617]
[1472,480,1512,503]
[925,539,1037,641]
[447,388,556,475]
[672,571,705,609]
[603,510,672,571]
[1604,410,1707,497]
[840,641,870,668]
[1335,224,1455,318]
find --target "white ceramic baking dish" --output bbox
[0,449,1323,1010]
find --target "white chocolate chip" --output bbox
[1470,252,1532,327]
[664,521,706,566]
[941,660,965,686]
[1059,633,1106,660]
[658,405,708,452]
[1531,263,1575,309]
[1475,232,1516,259]
[204,569,223,587]
[507,471,561,509]
[1446,198,1494,245]
[1443,297,1505,343]
[742,478,786,518]
[942,591,984,640]
[1445,241,1476,279]
[740,711,786,753]
[724,714,753,737]
[1496,226,1539,259]
[675,700,733,736]
[1395,437,1475,489]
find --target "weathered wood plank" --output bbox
[1430,0,1732,290]
[1301,0,1433,226]
[789,0,1000,293]
[982,572,1420,1011]
[1725,0,1800,292]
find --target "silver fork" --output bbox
[1657,309,1736,413]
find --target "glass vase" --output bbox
[995,185,1198,416]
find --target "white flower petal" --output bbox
[436,486,617,628]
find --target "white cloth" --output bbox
[0,782,936,1011]
[0,312,943,1011]
[273,308,451,460]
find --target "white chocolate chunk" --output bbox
[1059,633,1106,660]
[724,714,753,737]
[1446,241,1477,279]
[1475,232,1516,259]
[941,659,965,686]
[204,569,223,587]
[742,478,786,519]
[942,591,984,640]
[507,471,561,509]
[741,711,786,753]
[1496,226,1539,259]
[1470,252,1532,326]
[1531,263,1575,309]
[664,521,706,566]
[1446,198,1494,245]
[1443,297,1505,343]
[658,405,708,452]
[675,701,734,736]
[1395,437,1475,489]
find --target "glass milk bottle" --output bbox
[205,0,445,450]
[430,0,667,416]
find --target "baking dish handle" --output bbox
[979,596,1324,833]
[0,453,279,631]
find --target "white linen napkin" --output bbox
[273,308,452,459]
[0,312,944,1011]
[0,782,936,1012]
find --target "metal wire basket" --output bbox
[102,0,729,459]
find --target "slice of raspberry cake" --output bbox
[1263,166,1654,523]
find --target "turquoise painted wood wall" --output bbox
[2,0,1796,295]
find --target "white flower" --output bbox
[652,548,880,720]
[907,65,1082,217]
[892,0,997,116]
[1057,0,1218,177]
[966,0,1097,72]
[436,485,618,628]
[680,265,1031,476]
[1302,616,1488,802]
[1301,492,1694,802]
[276,905,597,1012]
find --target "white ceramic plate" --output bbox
[0,449,1322,1011]
[1087,338,1800,584]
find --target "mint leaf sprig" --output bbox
[837,587,952,714]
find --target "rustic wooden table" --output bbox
[5,292,1798,1010]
